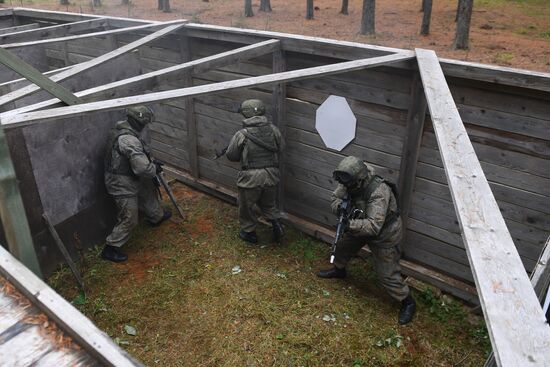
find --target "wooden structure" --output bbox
[0,8,548,366]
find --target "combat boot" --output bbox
[239,230,258,244]
[101,245,128,263]
[398,294,416,325]
[149,210,172,227]
[317,267,347,279]
[271,219,285,242]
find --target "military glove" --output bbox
[348,219,362,233]
[153,159,164,174]
[331,199,343,215]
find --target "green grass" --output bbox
[50,183,490,366]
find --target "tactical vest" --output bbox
[353,175,400,231]
[242,125,279,170]
[104,126,140,177]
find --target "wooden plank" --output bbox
[1,20,184,49]
[531,237,550,303]
[2,38,282,117]
[0,325,53,366]
[398,74,427,227]
[2,52,414,126]
[179,36,198,177]
[0,47,81,106]
[0,126,42,277]
[0,23,39,36]
[0,246,137,367]
[273,47,286,210]
[184,23,550,92]
[0,18,108,44]
[416,48,550,367]
[0,22,185,108]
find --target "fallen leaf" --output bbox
[124,325,137,336]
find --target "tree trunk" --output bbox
[421,0,426,12]
[158,0,163,10]
[260,0,272,12]
[121,0,129,5]
[162,0,171,13]
[420,0,432,35]
[340,0,349,15]
[92,0,101,7]
[60,0,70,5]
[306,0,314,19]
[360,0,375,35]
[454,0,473,49]
[245,0,254,17]
[455,0,462,22]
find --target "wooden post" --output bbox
[179,35,199,178]
[416,48,550,367]
[420,0,432,35]
[397,73,427,229]
[0,126,42,277]
[272,47,286,210]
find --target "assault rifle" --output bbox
[213,146,228,160]
[330,194,363,264]
[150,158,186,220]
[330,193,351,264]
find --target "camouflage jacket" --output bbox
[104,120,157,197]
[331,163,402,248]
[225,115,284,189]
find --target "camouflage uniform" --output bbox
[328,156,409,302]
[225,99,284,242]
[104,108,165,252]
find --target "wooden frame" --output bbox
[416,48,550,367]
[0,8,549,367]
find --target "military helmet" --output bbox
[127,105,154,130]
[333,156,369,186]
[240,99,266,118]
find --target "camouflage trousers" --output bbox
[238,186,280,233]
[106,179,164,248]
[333,233,410,302]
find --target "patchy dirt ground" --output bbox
[50,183,490,367]
[10,0,550,72]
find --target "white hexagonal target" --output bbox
[315,95,356,151]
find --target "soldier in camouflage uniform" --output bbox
[225,99,285,244]
[317,156,416,325]
[102,106,172,262]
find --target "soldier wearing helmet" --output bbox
[224,99,285,244]
[317,156,416,325]
[102,105,171,262]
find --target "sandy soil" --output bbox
[12,0,550,72]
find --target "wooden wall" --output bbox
[3,10,549,292]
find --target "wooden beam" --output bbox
[2,52,413,126]
[272,47,286,210]
[0,23,185,108]
[179,36,199,177]
[416,48,550,367]
[0,18,108,44]
[0,23,39,36]
[485,237,550,367]
[1,20,185,49]
[2,38,282,117]
[0,126,42,278]
[183,23,550,92]
[0,246,137,366]
[397,73,427,227]
[0,47,81,106]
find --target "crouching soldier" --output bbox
[102,106,171,262]
[317,156,416,325]
[225,99,285,244]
